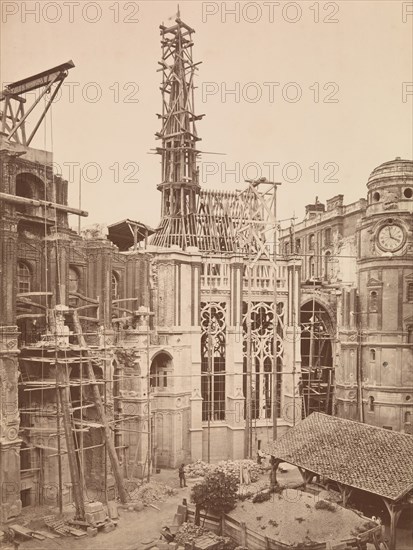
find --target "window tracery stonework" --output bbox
[200,302,226,421]
[242,301,285,419]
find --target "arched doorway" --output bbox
[150,351,173,392]
[300,300,334,417]
[150,351,174,468]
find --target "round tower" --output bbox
[357,157,413,432]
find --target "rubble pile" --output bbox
[174,522,206,544]
[185,459,261,482]
[174,523,235,549]
[184,460,213,478]
[129,481,177,505]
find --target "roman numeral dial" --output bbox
[377,224,405,252]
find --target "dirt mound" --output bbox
[229,488,376,545]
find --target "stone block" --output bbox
[107,501,119,519]
[172,513,184,526]
[85,509,107,525]
[85,501,104,513]
[102,521,116,533]
[133,501,144,512]
[176,504,187,517]
[86,527,97,537]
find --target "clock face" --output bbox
[377,224,405,252]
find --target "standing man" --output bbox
[179,463,187,488]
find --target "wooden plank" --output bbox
[85,358,129,504]
[35,530,60,539]
[31,532,46,541]
[9,524,34,540]
[68,527,87,537]
[56,362,85,520]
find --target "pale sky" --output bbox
[1,0,412,230]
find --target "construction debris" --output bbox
[43,515,72,536]
[129,481,177,506]
[174,522,234,549]
[185,459,262,483]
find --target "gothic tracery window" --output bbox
[200,302,226,421]
[242,301,284,420]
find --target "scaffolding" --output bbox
[299,290,335,417]
[17,301,151,516]
[151,12,203,249]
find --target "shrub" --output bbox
[315,499,336,512]
[238,490,254,501]
[271,484,283,495]
[191,465,239,519]
[252,491,272,503]
[295,517,305,523]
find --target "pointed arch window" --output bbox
[201,302,226,421]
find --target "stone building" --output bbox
[0,137,155,520]
[0,16,301,521]
[0,12,411,524]
[279,157,413,431]
[338,158,413,431]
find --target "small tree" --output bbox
[191,466,239,525]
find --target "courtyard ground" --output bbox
[4,465,413,550]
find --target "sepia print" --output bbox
[0,2,412,549]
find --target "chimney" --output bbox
[305,196,325,218]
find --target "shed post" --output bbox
[382,499,402,550]
[240,521,247,546]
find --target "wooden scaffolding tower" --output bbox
[18,308,130,519]
[152,11,204,249]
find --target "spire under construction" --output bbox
[152,13,204,249]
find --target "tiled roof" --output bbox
[265,413,413,502]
